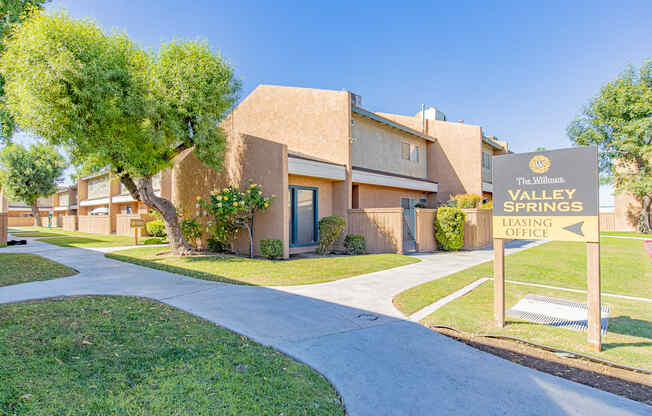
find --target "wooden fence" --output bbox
[461,208,492,249]
[116,214,153,237]
[415,208,437,252]
[78,215,111,234]
[63,215,78,232]
[599,212,615,232]
[7,217,36,227]
[347,208,403,254]
[0,213,7,245]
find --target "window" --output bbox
[401,142,419,162]
[289,186,318,246]
[482,152,492,170]
[87,176,109,199]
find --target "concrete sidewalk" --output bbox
[0,239,649,415]
[276,240,544,318]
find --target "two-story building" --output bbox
[52,185,78,227]
[76,170,170,235]
[65,84,508,258]
[165,85,509,258]
[4,195,53,227]
[375,106,508,203]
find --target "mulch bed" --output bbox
[434,327,652,406]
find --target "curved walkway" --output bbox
[0,238,648,415]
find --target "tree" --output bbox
[0,143,64,226]
[0,11,240,253]
[568,61,652,233]
[0,0,50,144]
[201,183,273,258]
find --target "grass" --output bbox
[393,238,652,369]
[0,296,344,415]
[106,247,419,286]
[602,231,652,238]
[9,226,138,248]
[394,238,651,316]
[421,281,652,370]
[0,253,78,287]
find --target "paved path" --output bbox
[276,240,544,318]
[0,238,649,415]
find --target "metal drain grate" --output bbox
[506,294,609,335]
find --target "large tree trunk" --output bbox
[119,174,194,255]
[638,194,652,234]
[31,202,42,227]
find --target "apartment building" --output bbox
[376,107,509,203]
[65,85,509,257]
[76,170,170,235]
[52,185,78,226]
[1,194,53,227]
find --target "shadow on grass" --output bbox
[105,253,249,286]
[605,316,652,339]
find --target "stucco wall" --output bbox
[614,191,641,232]
[222,85,350,166]
[427,120,483,203]
[351,114,428,179]
[288,175,335,219]
[172,133,289,258]
[354,184,429,209]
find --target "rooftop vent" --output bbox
[351,93,362,107]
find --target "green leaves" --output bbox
[0,142,64,205]
[568,61,652,201]
[0,11,240,180]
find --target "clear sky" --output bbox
[16,1,652,204]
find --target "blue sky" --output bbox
[16,1,652,205]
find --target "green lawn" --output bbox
[601,231,652,238]
[394,238,651,316]
[0,297,344,415]
[107,247,419,286]
[421,281,652,370]
[10,227,138,248]
[0,253,78,287]
[393,238,652,369]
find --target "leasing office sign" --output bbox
[492,147,599,242]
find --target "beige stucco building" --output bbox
[167,85,509,258]
[61,84,510,257]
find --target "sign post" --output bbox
[492,146,601,351]
[129,218,145,246]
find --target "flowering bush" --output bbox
[451,194,483,209]
[200,182,274,258]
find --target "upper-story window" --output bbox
[87,176,109,199]
[58,192,69,207]
[482,152,492,170]
[401,142,419,162]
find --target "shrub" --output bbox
[344,234,366,255]
[146,219,166,237]
[317,216,346,255]
[180,217,203,246]
[207,237,228,253]
[480,199,493,210]
[260,239,283,259]
[434,207,465,251]
[143,237,166,245]
[452,194,483,209]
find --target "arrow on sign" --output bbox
[563,221,584,237]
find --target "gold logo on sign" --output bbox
[529,155,550,174]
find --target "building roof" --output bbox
[352,106,435,142]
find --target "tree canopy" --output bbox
[0,10,240,251]
[0,142,64,226]
[568,61,652,232]
[0,0,50,143]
